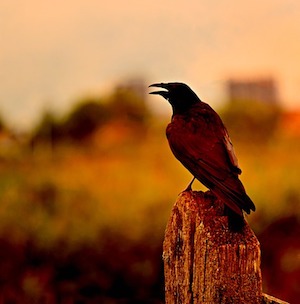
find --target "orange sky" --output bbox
[1,0,300,130]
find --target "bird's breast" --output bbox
[166,113,220,162]
[167,114,210,139]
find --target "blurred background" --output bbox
[0,1,299,303]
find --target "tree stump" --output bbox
[163,190,289,304]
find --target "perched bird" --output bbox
[149,82,255,231]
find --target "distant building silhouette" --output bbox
[227,78,278,104]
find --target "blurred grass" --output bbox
[0,119,299,247]
[0,116,299,302]
[0,121,177,249]
[236,136,300,225]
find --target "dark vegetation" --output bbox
[31,86,150,145]
[0,84,299,303]
[221,100,282,142]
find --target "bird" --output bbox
[149,82,255,231]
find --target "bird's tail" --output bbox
[211,179,255,232]
[212,177,255,215]
[224,206,245,232]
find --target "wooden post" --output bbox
[163,191,289,304]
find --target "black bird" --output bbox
[149,82,255,231]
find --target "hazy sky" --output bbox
[1,0,300,130]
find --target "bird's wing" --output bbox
[168,105,240,178]
[167,106,254,214]
[168,124,235,182]
[223,129,242,174]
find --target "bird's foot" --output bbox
[182,177,196,192]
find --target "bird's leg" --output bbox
[183,177,196,192]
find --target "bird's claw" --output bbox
[182,177,196,192]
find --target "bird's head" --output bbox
[149,82,201,114]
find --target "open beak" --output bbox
[149,83,169,100]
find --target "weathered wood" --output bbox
[163,190,289,304]
[262,293,290,304]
